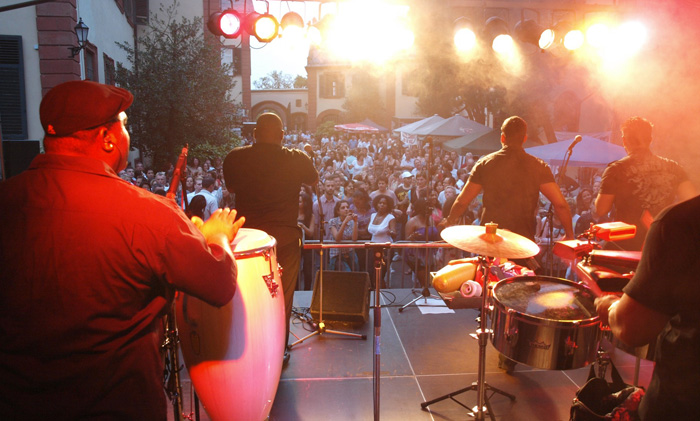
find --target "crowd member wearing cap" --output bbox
[0,80,243,420]
[223,112,318,366]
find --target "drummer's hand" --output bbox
[437,218,450,230]
[192,208,246,243]
[594,294,620,326]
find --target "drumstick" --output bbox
[578,275,604,297]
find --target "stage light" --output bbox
[564,29,584,50]
[280,11,303,31]
[395,27,415,51]
[207,9,244,38]
[484,17,513,54]
[586,23,610,48]
[539,21,583,51]
[307,24,322,46]
[617,21,647,54]
[514,19,545,48]
[250,12,279,43]
[453,17,477,52]
[492,34,514,54]
[539,28,555,49]
[280,11,304,38]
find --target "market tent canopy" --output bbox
[525,135,626,168]
[393,115,445,134]
[358,118,388,132]
[334,123,380,133]
[441,130,500,155]
[442,130,544,155]
[415,114,492,137]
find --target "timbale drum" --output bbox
[176,228,286,421]
[490,276,601,370]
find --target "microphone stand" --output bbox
[545,138,578,276]
[289,183,365,348]
[400,136,440,312]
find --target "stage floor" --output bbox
[171,289,653,421]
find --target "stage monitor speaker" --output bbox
[310,271,370,325]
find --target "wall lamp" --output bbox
[69,18,89,58]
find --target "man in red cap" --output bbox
[0,80,244,420]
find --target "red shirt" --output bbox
[0,154,236,420]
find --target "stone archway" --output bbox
[316,109,342,125]
[288,112,308,132]
[250,101,288,126]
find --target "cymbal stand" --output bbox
[399,177,440,313]
[290,191,366,348]
[421,256,515,420]
[399,230,440,312]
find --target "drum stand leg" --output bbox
[399,246,440,312]
[163,304,185,421]
[421,257,516,420]
[289,248,366,348]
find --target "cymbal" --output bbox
[441,223,540,259]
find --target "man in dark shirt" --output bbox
[442,116,573,374]
[223,113,319,362]
[0,81,243,420]
[596,196,700,420]
[444,116,573,242]
[595,116,696,250]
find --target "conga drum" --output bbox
[176,228,286,420]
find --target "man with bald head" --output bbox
[224,113,319,365]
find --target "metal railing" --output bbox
[297,240,471,290]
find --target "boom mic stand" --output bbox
[289,183,365,348]
[400,136,440,312]
[545,135,580,276]
[369,243,390,421]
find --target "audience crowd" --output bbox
[121,130,607,285]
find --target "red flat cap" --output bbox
[40,80,134,137]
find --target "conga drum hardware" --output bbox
[235,245,281,297]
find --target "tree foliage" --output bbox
[342,68,388,124]
[293,75,307,88]
[115,1,242,170]
[253,70,295,89]
[315,120,337,139]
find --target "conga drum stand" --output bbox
[422,223,540,420]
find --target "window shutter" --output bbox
[0,36,27,140]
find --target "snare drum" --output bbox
[490,276,601,370]
[176,228,286,421]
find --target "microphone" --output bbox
[567,135,583,152]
